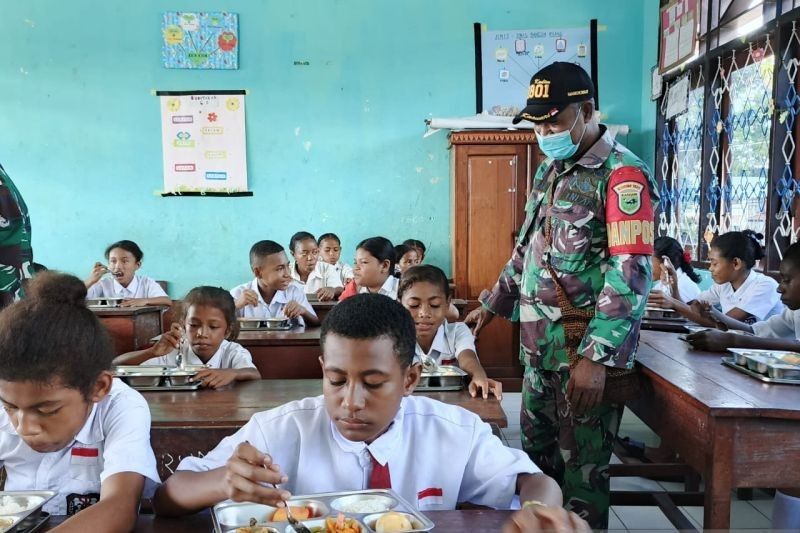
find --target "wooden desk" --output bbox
[310,299,337,323]
[145,379,507,479]
[238,327,323,378]
[92,306,165,355]
[630,330,800,529]
[44,510,514,532]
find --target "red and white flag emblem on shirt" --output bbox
[70,447,99,465]
[417,487,443,506]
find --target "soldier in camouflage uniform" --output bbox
[0,163,34,308]
[466,63,658,529]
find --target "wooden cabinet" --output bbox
[450,130,542,392]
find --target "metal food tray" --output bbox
[86,296,124,308]
[415,365,467,392]
[130,382,203,392]
[238,317,294,331]
[644,307,683,320]
[722,357,800,385]
[212,489,433,533]
[113,366,202,391]
[728,348,800,364]
[0,491,56,533]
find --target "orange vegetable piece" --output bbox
[271,506,312,521]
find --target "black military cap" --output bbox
[512,62,594,124]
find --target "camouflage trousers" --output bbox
[521,365,623,530]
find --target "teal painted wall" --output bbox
[0,0,654,297]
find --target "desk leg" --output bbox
[704,420,734,529]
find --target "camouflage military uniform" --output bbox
[0,165,34,308]
[481,128,658,528]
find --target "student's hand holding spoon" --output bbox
[235,289,259,310]
[151,323,183,357]
[85,262,109,287]
[224,442,290,506]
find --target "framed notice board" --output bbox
[474,20,598,115]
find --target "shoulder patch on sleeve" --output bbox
[606,166,654,256]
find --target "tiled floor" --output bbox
[498,393,776,531]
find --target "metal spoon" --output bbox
[271,483,312,533]
[419,353,439,373]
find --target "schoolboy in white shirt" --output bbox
[230,240,319,327]
[0,273,159,530]
[154,294,589,532]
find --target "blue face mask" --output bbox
[535,111,587,160]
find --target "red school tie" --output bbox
[368,452,392,489]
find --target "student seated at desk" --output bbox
[318,232,354,286]
[230,240,319,327]
[289,231,344,302]
[648,230,783,326]
[153,294,589,532]
[399,265,502,400]
[339,237,399,301]
[113,286,260,389]
[394,243,421,276]
[650,236,701,303]
[403,238,426,263]
[0,272,159,531]
[84,239,171,307]
[686,242,800,350]
[685,242,800,530]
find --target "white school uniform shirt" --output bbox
[178,395,539,510]
[752,308,800,340]
[290,262,344,294]
[694,271,784,321]
[143,339,256,369]
[415,322,476,366]
[651,268,702,303]
[0,379,160,515]
[359,276,400,300]
[230,279,316,327]
[86,274,167,300]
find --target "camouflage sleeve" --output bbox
[479,240,523,321]
[578,165,656,369]
[578,254,652,368]
[0,167,33,304]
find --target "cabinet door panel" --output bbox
[451,134,539,391]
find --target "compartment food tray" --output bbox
[212,489,433,533]
[415,365,467,392]
[0,491,56,533]
[721,357,800,385]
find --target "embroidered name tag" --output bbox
[605,166,655,256]
[417,487,444,506]
[70,447,99,465]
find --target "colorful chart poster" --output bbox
[162,12,238,70]
[479,26,592,116]
[158,91,249,195]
